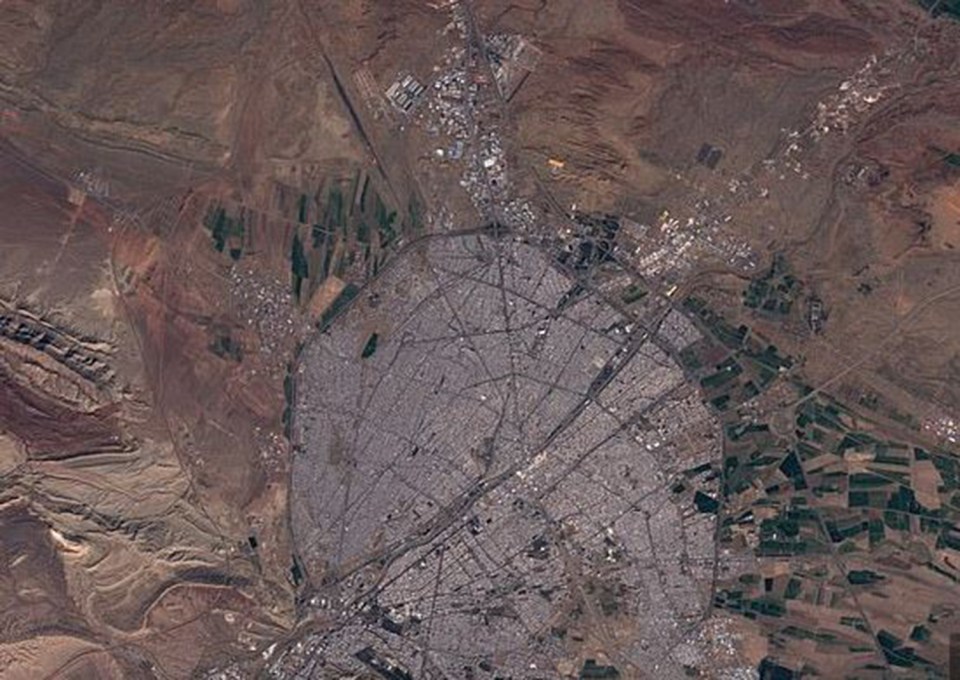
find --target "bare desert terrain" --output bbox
[0,1,959,678]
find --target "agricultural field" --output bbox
[679,296,960,676]
[0,0,959,678]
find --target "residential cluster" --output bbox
[279,231,724,678]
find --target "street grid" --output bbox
[286,233,720,678]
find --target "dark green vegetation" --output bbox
[319,283,360,331]
[743,254,801,317]
[683,295,792,414]
[847,569,884,585]
[683,294,960,676]
[579,659,620,679]
[720,385,954,556]
[557,212,620,271]
[290,556,304,587]
[361,332,379,359]
[919,0,960,20]
[203,206,246,260]
[209,332,242,362]
[851,387,922,430]
[876,629,933,669]
[620,283,647,304]
[203,171,418,305]
[282,361,295,440]
[694,490,720,513]
[291,233,308,301]
[758,657,800,679]
[295,174,415,301]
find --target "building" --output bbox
[385,73,427,114]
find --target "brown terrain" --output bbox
[0,0,958,677]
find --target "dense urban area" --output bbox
[254,2,960,679]
[2,0,960,678]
